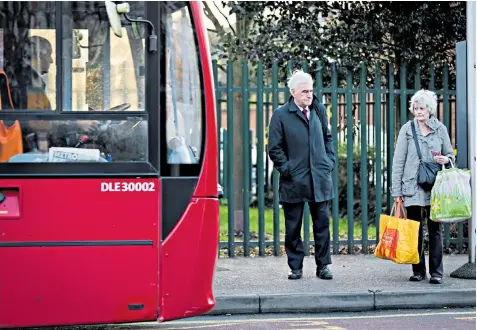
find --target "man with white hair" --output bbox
[268,70,336,280]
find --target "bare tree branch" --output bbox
[202,1,226,36]
[217,63,226,73]
[213,1,236,36]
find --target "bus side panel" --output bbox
[159,197,219,322]
[0,179,160,242]
[0,246,157,327]
[0,178,160,328]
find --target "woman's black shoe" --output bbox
[430,276,443,284]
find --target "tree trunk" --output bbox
[202,5,252,234]
[231,19,250,234]
[232,22,245,233]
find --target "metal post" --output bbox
[271,61,280,256]
[451,0,476,279]
[456,42,468,172]
[467,0,477,265]
[256,61,265,256]
[346,70,354,253]
[374,62,382,245]
[330,63,339,254]
[226,61,235,257]
[456,41,468,253]
[242,60,250,256]
[361,63,369,253]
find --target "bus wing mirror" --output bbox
[105,1,130,38]
[105,0,157,53]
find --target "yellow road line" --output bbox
[283,329,346,330]
[287,327,347,330]
[289,321,329,326]
[161,325,346,330]
[158,323,237,330]
[455,316,477,320]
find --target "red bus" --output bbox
[0,1,219,328]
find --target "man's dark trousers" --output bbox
[283,201,331,270]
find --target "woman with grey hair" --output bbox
[391,89,454,285]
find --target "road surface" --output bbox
[25,308,475,330]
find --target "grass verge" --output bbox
[219,205,377,242]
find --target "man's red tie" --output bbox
[303,108,308,119]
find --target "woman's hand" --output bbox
[394,196,404,202]
[434,155,450,165]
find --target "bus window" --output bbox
[6,118,148,163]
[0,2,149,164]
[165,5,202,165]
[0,2,57,111]
[64,2,145,112]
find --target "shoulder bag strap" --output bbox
[410,121,422,161]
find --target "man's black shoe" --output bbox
[316,266,333,280]
[409,274,427,282]
[288,269,302,280]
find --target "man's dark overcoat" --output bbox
[268,95,336,203]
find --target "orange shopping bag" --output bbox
[374,200,420,264]
[0,70,23,162]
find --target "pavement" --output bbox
[209,254,476,315]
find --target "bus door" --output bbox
[158,1,219,322]
[0,1,160,327]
